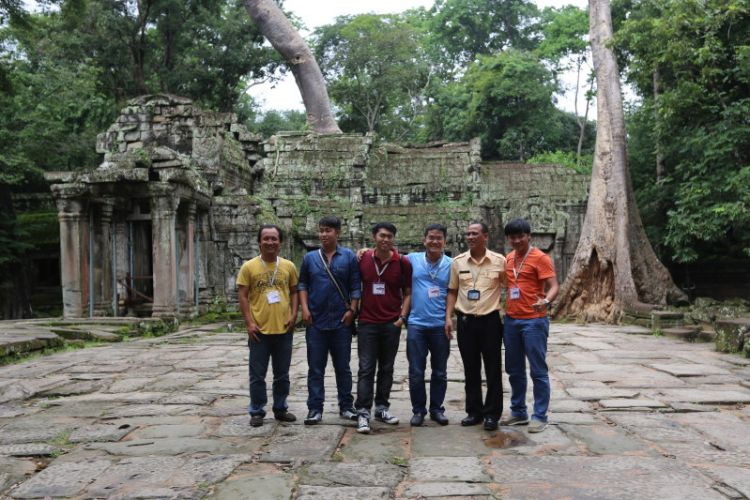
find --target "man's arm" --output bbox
[395,286,412,328]
[444,288,458,339]
[286,284,299,331]
[533,276,559,313]
[238,284,261,343]
[342,251,362,325]
[300,290,312,327]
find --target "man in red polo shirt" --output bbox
[355,222,412,434]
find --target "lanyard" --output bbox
[468,255,484,289]
[423,253,445,283]
[373,254,391,282]
[512,247,533,284]
[260,256,279,287]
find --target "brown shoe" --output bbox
[250,414,264,427]
[274,410,297,422]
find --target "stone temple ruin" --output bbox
[45,94,589,318]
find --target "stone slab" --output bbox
[136,424,206,439]
[565,388,641,401]
[401,482,492,498]
[559,424,654,455]
[490,456,724,500]
[10,459,112,498]
[298,463,404,488]
[700,466,750,498]
[605,413,704,443]
[213,415,276,437]
[205,474,294,500]
[85,438,258,457]
[548,412,600,425]
[650,363,731,377]
[598,399,667,409]
[410,426,491,457]
[83,456,185,497]
[295,486,390,500]
[0,443,60,456]
[409,457,489,483]
[69,422,136,443]
[641,389,750,404]
[659,442,750,467]
[261,425,344,463]
[340,428,409,462]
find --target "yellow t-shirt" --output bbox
[236,256,299,334]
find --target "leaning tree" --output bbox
[242,0,341,134]
[553,0,686,322]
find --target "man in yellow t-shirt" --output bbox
[237,224,299,427]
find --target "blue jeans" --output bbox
[248,330,293,416]
[406,324,449,415]
[503,315,550,423]
[354,321,401,417]
[306,323,354,412]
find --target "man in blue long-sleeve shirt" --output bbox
[298,216,362,425]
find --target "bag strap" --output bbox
[318,250,350,309]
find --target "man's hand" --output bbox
[246,322,262,343]
[302,308,313,327]
[356,248,370,261]
[444,318,454,340]
[284,314,295,331]
[532,294,548,313]
[341,309,355,326]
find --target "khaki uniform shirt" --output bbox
[448,250,507,316]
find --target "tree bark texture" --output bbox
[553,0,685,323]
[242,0,341,134]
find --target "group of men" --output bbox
[236,216,558,435]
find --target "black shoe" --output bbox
[460,415,482,426]
[410,413,425,427]
[484,417,498,431]
[304,410,322,425]
[430,412,449,426]
[274,410,297,422]
[250,414,264,427]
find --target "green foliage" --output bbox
[527,150,593,175]
[312,13,430,140]
[616,0,750,263]
[246,109,307,138]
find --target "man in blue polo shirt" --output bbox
[405,223,453,427]
[298,216,362,425]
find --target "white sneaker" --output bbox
[528,419,548,433]
[374,409,399,425]
[357,415,370,434]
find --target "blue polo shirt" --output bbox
[298,245,362,330]
[407,252,453,328]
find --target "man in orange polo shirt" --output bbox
[500,219,558,433]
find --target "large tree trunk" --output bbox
[553,0,686,323]
[242,0,341,134]
[0,185,32,320]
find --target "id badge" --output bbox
[373,283,386,295]
[509,286,521,300]
[427,286,440,298]
[266,290,281,304]
[467,289,480,301]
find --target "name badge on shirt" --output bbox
[266,290,281,304]
[427,286,440,298]
[509,286,521,300]
[373,283,386,295]
[467,289,480,301]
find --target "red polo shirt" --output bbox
[358,250,412,323]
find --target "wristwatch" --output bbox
[399,315,408,324]
[543,299,551,309]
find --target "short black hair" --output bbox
[257,223,284,243]
[371,222,397,236]
[469,221,489,234]
[424,223,447,238]
[319,216,342,232]
[504,218,531,236]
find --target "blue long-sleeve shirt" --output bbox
[298,245,362,330]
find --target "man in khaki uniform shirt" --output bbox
[445,222,507,430]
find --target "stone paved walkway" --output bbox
[0,322,749,499]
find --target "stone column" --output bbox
[56,197,88,318]
[94,203,114,316]
[185,202,196,310]
[151,194,178,317]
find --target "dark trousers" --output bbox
[456,310,503,420]
[354,321,401,417]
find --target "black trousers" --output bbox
[456,310,503,419]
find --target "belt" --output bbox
[457,310,499,319]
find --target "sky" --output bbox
[248,0,592,114]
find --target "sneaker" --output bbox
[250,414,264,427]
[374,409,399,425]
[304,410,322,425]
[273,410,297,422]
[339,408,358,421]
[357,415,370,434]
[500,415,530,426]
[528,419,548,433]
